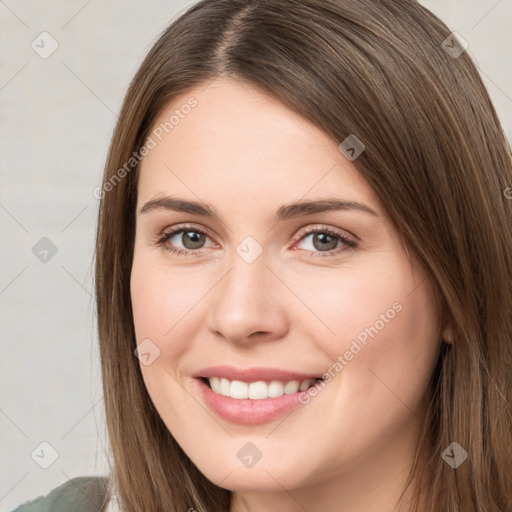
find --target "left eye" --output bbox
[292,227,358,257]
[296,230,342,252]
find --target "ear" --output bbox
[441,322,454,345]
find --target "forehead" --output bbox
[137,78,384,216]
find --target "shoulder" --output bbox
[11,476,111,512]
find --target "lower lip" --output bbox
[194,378,310,425]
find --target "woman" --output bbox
[14,0,512,511]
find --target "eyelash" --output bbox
[153,224,358,258]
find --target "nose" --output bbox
[206,250,289,346]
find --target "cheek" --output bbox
[320,264,442,431]
[350,259,441,378]
[130,254,205,431]
[130,252,207,355]
[284,254,409,346]
[298,253,441,418]
[279,263,441,474]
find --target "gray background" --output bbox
[1,1,511,510]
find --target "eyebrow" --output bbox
[139,196,378,221]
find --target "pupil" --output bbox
[183,231,205,249]
[314,233,337,251]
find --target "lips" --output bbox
[193,366,321,425]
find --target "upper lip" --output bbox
[196,365,323,383]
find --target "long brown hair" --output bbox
[94,1,512,510]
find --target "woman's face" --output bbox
[130,78,448,500]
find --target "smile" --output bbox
[203,376,322,399]
[193,365,326,424]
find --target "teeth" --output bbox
[231,380,249,399]
[207,377,318,399]
[299,379,312,391]
[268,381,284,398]
[284,380,300,394]
[249,381,267,399]
[219,377,230,396]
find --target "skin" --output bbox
[130,77,453,512]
